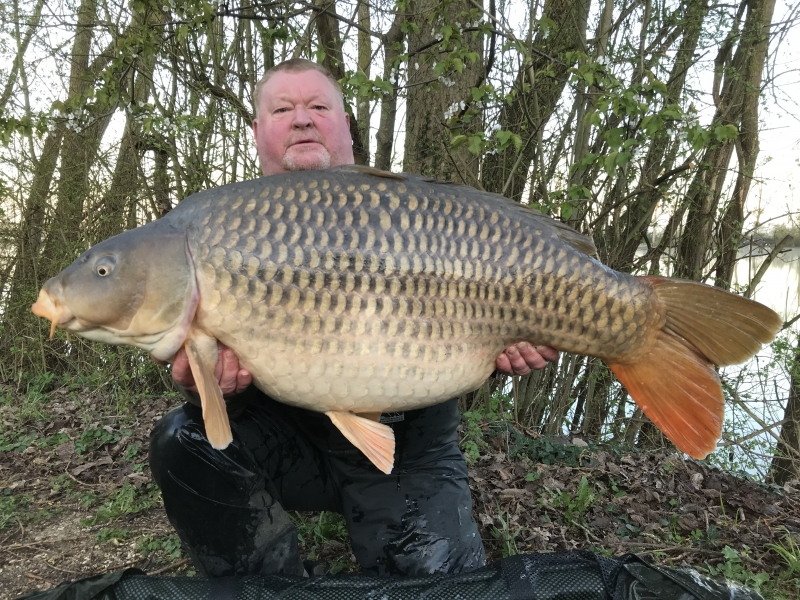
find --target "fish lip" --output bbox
[31,289,76,337]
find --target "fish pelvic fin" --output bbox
[607,277,781,459]
[645,277,782,366]
[326,411,395,474]
[184,332,233,451]
[608,330,723,459]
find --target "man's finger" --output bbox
[235,369,253,395]
[533,345,559,363]
[515,342,548,371]
[506,344,534,375]
[171,347,197,391]
[218,347,240,396]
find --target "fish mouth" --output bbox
[31,289,75,338]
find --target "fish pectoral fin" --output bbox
[184,334,233,451]
[326,411,395,474]
[608,330,723,460]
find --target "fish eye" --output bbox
[94,256,116,277]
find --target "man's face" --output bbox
[253,70,354,176]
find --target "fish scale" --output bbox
[167,169,661,415]
[32,165,782,470]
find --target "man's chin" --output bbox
[283,149,331,172]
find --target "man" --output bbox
[149,58,558,578]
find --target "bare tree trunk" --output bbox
[770,335,800,485]
[0,0,45,109]
[374,12,404,171]
[403,0,483,181]
[675,0,775,281]
[481,0,590,199]
[315,0,368,165]
[356,0,372,160]
[609,0,711,271]
[95,6,165,240]
[40,0,113,272]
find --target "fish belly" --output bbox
[186,170,662,414]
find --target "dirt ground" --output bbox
[2,387,799,599]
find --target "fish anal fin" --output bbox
[184,332,233,450]
[608,330,723,459]
[326,411,395,474]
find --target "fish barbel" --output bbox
[31,166,782,472]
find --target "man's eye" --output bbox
[275,107,290,114]
[312,105,328,111]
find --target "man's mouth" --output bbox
[289,139,322,147]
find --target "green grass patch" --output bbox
[96,527,131,543]
[82,482,161,526]
[0,491,32,530]
[75,427,130,454]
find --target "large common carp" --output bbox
[32,166,782,472]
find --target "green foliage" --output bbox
[546,476,596,525]
[490,510,524,557]
[701,546,771,595]
[293,511,349,547]
[0,431,38,453]
[75,427,127,455]
[0,491,31,530]
[291,511,351,573]
[82,482,161,526]
[96,527,131,543]
[461,390,512,464]
[138,533,183,561]
[766,529,800,578]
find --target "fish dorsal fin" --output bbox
[326,411,395,473]
[331,165,597,257]
[330,164,405,180]
[184,329,233,450]
[550,220,597,257]
[496,198,598,257]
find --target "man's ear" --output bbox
[345,112,350,128]
[252,118,259,141]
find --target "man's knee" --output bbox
[149,404,203,490]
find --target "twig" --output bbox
[744,234,794,298]
[1,535,89,551]
[41,562,85,575]
[25,571,54,584]
[148,558,191,575]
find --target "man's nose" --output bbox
[292,106,313,127]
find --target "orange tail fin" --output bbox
[608,277,782,459]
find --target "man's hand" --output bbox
[155,343,252,396]
[496,342,559,376]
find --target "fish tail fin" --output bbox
[185,333,233,450]
[326,411,395,474]
[608,277,782,459]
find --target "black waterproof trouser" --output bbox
[149,390,486,578]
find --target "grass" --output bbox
[490,510,524,558]
[292,511,352,574]
[82,481,161,526]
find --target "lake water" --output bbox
[720,246,799,476]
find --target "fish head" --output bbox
[31,224,199,361]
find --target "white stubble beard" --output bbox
[282,145,332,172]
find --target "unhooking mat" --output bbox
[16,550,764,600]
